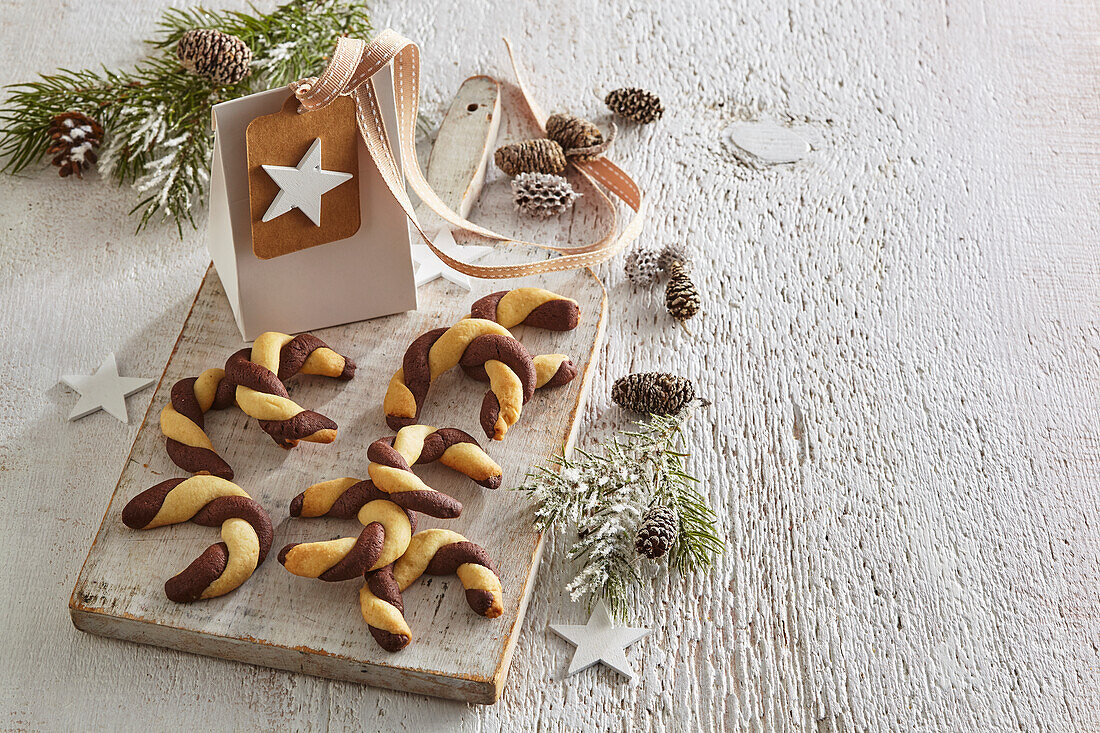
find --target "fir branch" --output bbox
[0,0,371,232]
[516,406,723,620]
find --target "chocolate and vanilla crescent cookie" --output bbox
[470,288,580,331]
[225,332,354,448]
[383,320,537,440]
[122,475,273,603]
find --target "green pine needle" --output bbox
[516,407,724,621]
[0,0,371,233]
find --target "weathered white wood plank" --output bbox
[70,255,604,704]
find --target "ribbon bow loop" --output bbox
[291,30,646,279]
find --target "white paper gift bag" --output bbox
[207,63,416,341]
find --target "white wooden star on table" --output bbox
[261,138,353,225]
[60,353,155,424]
[411,227,494,291]
[549,601,652,681]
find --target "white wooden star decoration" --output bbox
[60,353,155,424]
[411,227,494,291]
[261,138,353,225]
[549,601,652,681]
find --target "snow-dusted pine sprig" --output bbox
[0,0,371,233]
[517,407,723,620]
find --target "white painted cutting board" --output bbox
[69,78,607,704]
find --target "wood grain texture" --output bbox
[2,0,1099,729]
[70,257,605,704]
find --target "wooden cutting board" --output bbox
[69,78,607,704]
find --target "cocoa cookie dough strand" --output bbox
[278,499,415,581]
[360,564,412,652]
[121,476,273,603]
[160,368,237,479]
[384,319,537,440]
[394,528,504,619]
[225,332,344,448]
[470,288,581,331]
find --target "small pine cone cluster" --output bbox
[177,29,253,85]
[635,505,678,559]
[495,138,567,177]
[665,261,701,323]
[624,244,693,285]
[546,113,602,151]
[605,88,664,124]
[512,172,579,218]
[46,112,103,179]
[545,113,613,162]
[496,113,612,177]
[612,372,696,415]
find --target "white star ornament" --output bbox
[549,600,652,681]
[60,353,155,424]
[261,138,353,226]
[411,227,494,290]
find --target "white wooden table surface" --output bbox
[2,0,1098,730]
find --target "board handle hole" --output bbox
[467,103,479,112]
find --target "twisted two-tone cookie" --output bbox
[122,476,273,603]
[279,491,416,582]
[358,529,503,653]
[394,529,504,619]
[225,332,355,448]
[288,425,501,520]
[160,368,237,479]
[466,288,580,390]
[384,320,536,440]
[470,288,581,331]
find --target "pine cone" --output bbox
[612,372,695,415]
[495,138,567,176]
[545,113,613,162]
[46,112,103,179]
[605,87,664,124]
[658,244,692,273]
[177,29,253,85]
[624,248,661,285]
[635,505,678,559]
[665,261,701,322]
[511,172,579,218]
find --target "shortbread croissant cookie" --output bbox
[279,494,416,582]
[470,288,580,331]
[122,475,273,603]
[288,425,501,519]
[160,368,236,479]
[384,320,536,440]
[225,331,354,448]
[394,528,504,619]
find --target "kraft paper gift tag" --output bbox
[246,95,360,259]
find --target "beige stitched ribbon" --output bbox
[290,30,646,279]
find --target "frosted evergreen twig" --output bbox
[516,406,723,620]
[0,0,371,233]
